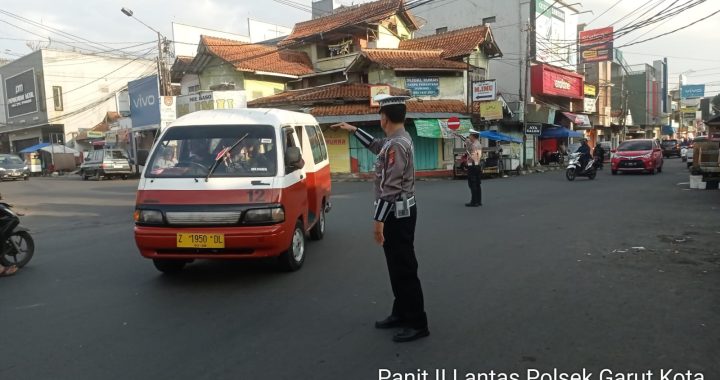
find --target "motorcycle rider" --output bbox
[593,142,605,170]
[576,138,591,172]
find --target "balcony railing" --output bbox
[314,52,360,72]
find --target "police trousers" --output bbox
[383,204,428,329]
[467,165,482,205]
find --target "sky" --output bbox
[1,0,718,95]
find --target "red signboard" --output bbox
[578,26,614,63]
[531,64,584,100]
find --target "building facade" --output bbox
[0,49,154,154]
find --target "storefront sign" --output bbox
[405,77,439,97]
[531,64,584,99]
[176,91,247,117]
[370,85,391,107]
[128,75,161,129]
[584,84,596,97]
[472,80,497,101]
[578,26,614,64]
[563,112,591,128]
[525,123,542,135]
[680,84,705,99]
[87,131,105,138]
[584,97,597,113]
[478,101,503,120]
[5,69,39,118]
[415,119,471,138]
[160,96,177,130]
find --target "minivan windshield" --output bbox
[145,125,277,178]
[661,140,677,146]
[618,140,652,151]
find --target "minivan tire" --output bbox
[153,259,186,274]
[278,220,305,271]
[309,204,325,241]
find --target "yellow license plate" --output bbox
[176,233,225,249]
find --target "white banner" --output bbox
[472,80,497,101]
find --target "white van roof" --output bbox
[168,109,318,129]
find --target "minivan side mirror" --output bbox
[285,146,304,171]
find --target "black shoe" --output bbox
[375,315,405,329]
[465,203,479,207]
[392,327,430,342]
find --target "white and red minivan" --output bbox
[133,109,331,273]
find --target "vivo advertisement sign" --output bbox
[128,75,160,129]
[680,84,705,99]
[5,68,39,119]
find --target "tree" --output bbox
[712,94,720,115]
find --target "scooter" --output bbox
[565,152,597,181]
[0,201,34,268]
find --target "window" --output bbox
[188,85,200,93]
[305,125,326,164]
[435,27,448,34]
[145,125,277,178]
[53,86,63,111]
[315,126,328,161]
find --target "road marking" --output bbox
[677,182,689,186]
[14,303,45,310]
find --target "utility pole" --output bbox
[522,20,533,167]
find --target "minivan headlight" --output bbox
[134,209,164,224]
[243,207,285,224]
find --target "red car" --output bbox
[611,139,664,175]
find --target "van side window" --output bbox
[305,125,323,164]
[284,128,300,174]
[315,125,328,161]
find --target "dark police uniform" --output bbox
[352,98,428,340]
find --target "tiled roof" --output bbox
[399,25,501,58]
[361,49,467,70]
[171,56,194,82]
[281,0,417,46]
[310,100,468,117]
[201,36,314,76]
[247,83,410,107]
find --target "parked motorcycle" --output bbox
[566,152,597,181]
[0,201,34,268]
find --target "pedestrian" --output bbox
[331,94,429,343]
[465,129,483,207]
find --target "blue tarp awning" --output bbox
[661,125,675,135]
[19,142,51,153]
[478,130,523,143]
[539,126,584,139]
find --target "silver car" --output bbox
[79,149,133,180]
[0,154,29,181]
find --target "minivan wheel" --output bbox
[95,170,103,181]
[309,205,326,241]
[657,165,663,173]
[278,220,305,271]
[152,259,186,274]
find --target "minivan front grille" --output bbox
[165,211,241,225]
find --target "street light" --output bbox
[678,70,695,138]
[120,7,170,96]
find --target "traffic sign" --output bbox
[447,116,461,130]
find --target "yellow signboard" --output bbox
[322,129,350,173]
[478,101,503,120]
[369,85,391,107]
[584,84,596,97]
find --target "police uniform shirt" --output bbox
[465,139,482,166]
[353,128,415,222]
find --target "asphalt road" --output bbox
[1,158,718,380]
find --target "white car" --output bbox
[684,146,693,168]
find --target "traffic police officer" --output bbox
[331,94,429,343]
[464,129,483,207]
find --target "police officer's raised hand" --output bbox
[374,221,384,246]
[330,122,358,133]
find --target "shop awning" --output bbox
[414,118,472,138]
[562,112,591,129]
[478,130,522,143]
[661,125,675,135]
[539,126,584,139]
[39,144,81,155]
[19,142,51,153]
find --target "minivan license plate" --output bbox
[177,233,225,248]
